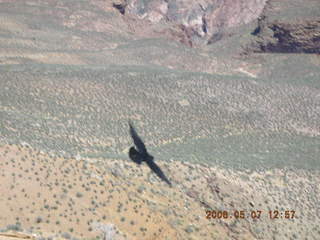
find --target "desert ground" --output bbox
[0,144,319,240]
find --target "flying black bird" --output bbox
[128,121,172,186]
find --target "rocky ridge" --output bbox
[111,0,320,53]
[112,0,267,46]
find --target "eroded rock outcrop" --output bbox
[0,232,34,240]
[252,18,320,53]
[249,0,320,53]
[113,0,267,46]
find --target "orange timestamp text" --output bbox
[206,210,296,220]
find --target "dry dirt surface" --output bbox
[0,144,319,239]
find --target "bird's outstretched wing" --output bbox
[129,147,143,164]
[129,121,147,154]
[146,159,172,186]
[128,120,172,186]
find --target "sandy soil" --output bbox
[0,144,319,239]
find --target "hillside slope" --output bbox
[0,0,319,239]
[1,144,319,239]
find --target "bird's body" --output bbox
[128,121,172,186]
[129,146,143,164]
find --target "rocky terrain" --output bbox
[250,0,320,53]
[0,0,319,239]
[112,0,267,46]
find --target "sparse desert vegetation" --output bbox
[0,144,319,239]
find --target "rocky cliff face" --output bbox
[250,0,320,53]
[252,18,320,53]
[111,0,320,52]
[113,0,267,46]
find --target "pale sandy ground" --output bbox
[0,144,319,240]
